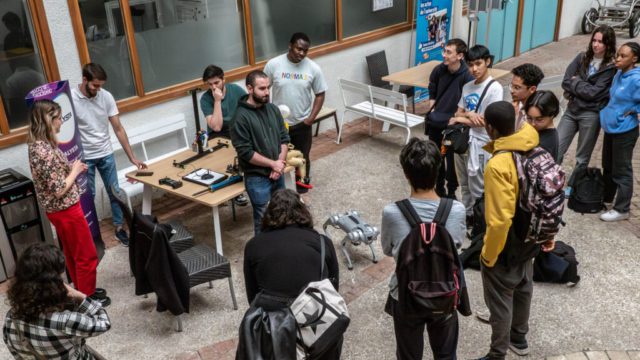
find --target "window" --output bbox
[342,0,408,39]
[69,0,413,115]
[250,0,336,62]
[76,0,137,100]
[133,0,249,93]
[0,0,59,147]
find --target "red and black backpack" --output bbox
[394,198,471,325]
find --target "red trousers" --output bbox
[46,203,97,296]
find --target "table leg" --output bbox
[382,83,401,132]
[212,206,223,256]
[142,184,153,215]
[284,171,295,190]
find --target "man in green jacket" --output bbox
[230,70,290,234]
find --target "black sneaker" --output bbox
[88,295,111,308]
[233,194,249,206]
[115,228,129,247]
[93,288,107,299]
[509,341,530,356]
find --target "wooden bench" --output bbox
[312,106,339,137]
[337,78,423,144]
[101,114,190,214]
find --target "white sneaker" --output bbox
[475,309,490,323]
[600,209,630,222]
[299,193,311,206]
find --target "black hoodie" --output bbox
[230,95,290,178]
[562,52,616,113]
[427,60,475,127]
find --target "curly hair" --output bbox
[7,243,75,321]
[511,64,544,87]
[259,189,313,231]
[581,26,617,74]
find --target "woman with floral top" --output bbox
[3,243,111,359]
[27,99,108,307]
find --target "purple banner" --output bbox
[26,81,105,262]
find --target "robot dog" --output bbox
[323,211,380,270]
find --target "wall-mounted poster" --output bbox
[373,0,393,11]
[414,0,453,102]
[175,0,210,22]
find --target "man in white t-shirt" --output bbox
[263,32,328,206]
[71,63,147,246]
[449,45,503,222]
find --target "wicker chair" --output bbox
[132,209,239,331]
[110,185,195,253]
[366,50,416,114]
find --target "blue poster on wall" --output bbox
[414,0,453,102]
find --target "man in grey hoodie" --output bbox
[230,70,290,234]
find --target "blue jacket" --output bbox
[600,68,640,134]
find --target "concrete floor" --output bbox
[1,123,638,359]
[3,32,640,359]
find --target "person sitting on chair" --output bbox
[200,64,249,207]
[3,243,111,359]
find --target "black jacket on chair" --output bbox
[131,210,190,315]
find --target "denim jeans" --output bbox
[85,153,123,227]
[244,175,286,234]
[602,126,639,213]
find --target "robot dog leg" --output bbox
[323,211,380,270]
[286,144,312,189]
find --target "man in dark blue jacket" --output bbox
[426,38,475,199]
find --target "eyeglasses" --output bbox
[508,83,530,91]
[441,50,455,56]
[526,115,552,124]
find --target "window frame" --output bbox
[0,0,61,148]
[68,0,415,114]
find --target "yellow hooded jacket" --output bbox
[480,123,539,267]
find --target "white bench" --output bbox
[101,114,190,214]
[337,78,423,144]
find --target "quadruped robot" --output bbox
[323,211,380,270]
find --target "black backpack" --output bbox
[568,167,605,214]
[459,231,484,271]
[470,194,486,239]
[394,199,471,325]
[533,241,580,284]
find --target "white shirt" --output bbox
[458,76,503,177]
[589,58,602,77]
[264,54,328,126]
[458,76,504,142]
[71,85,119,160]
[516,101,526,131]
